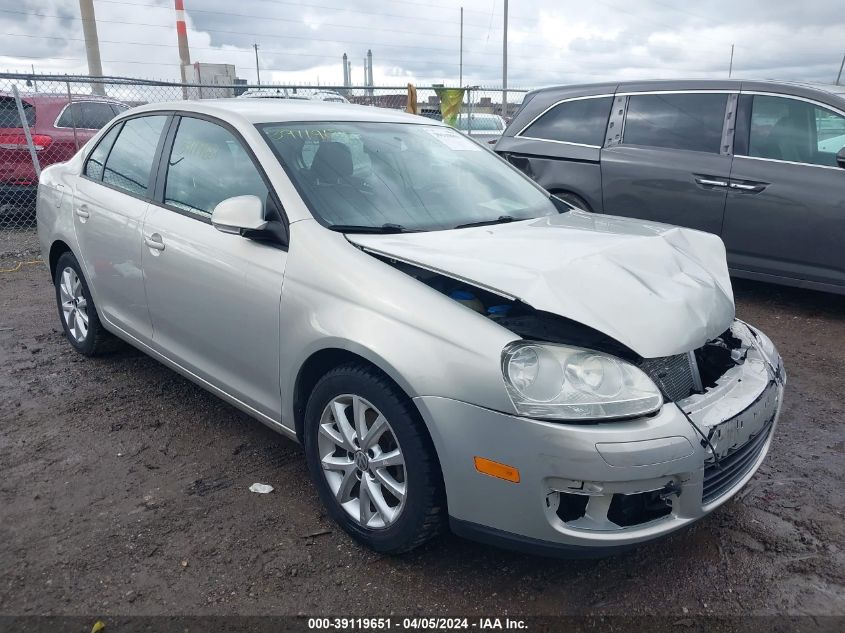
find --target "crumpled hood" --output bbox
[348,211,735,358]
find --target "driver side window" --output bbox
[164,117,269,218]
[749,95,845,167]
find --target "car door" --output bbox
[723,92,845,288]
[600,90,734,235]
[141,115,288,421]
[73,114,170,340]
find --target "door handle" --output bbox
[694,177,729,188]
[75,204,90,219]
[729,181,767,193]
[144,234,165,251]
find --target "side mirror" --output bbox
[837,147,845,169]
[211,195,267,235]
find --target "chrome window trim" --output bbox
[734,154,845,171]
[737,91,845,169]
[515,93,614,139]
[616,89,738,97]
[54,100,124,130]
[741,91,845,119]
[513,136,602,149]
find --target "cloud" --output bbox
[1,0,844,88]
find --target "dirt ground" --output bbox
[1,229,843,618]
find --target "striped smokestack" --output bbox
[175,0,191,84]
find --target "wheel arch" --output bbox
[48,240,74,279]
[549,189,593,212]
[292,344,449,508]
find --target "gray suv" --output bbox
[495,80,845,294]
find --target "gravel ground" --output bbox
[1,229,843,617]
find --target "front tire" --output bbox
[53,251,109,356]
[304,363,446,554]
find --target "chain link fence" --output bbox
[0,72,528,232]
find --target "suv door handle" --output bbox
[75,204,90,219]
[144,234,165,251]
[694,176,729,188]
[729,180,768,193]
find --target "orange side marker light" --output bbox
[474,456,520,483]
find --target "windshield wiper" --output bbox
[327,223,413,234]
[453,215,516,230]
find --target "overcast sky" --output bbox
[2,0,845,88]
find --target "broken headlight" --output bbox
[502,342,663,421]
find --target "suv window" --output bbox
[521,96,612,146]
[0,96,35,127]
[102,115,167,196]
[84,123,122,180]
[748,95,845,167]
[56,101,118,130]
[623,93,728,153]
[164,117,269,217]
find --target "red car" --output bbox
[1,93,129,208]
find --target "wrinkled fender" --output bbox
[278,220,520,433]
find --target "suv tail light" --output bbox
[0,133,53,151]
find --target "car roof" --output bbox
[528,78,845,99]
[127,98,441,126]
[0,93,126,105]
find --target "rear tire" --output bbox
[53,251,110,356]
[304,362,446,554]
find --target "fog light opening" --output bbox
[555,491,589,522]
[607,490,673,527]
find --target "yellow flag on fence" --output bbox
[434,87,465,127]
[406,84,418,115]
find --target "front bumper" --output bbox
[416,347,784,555]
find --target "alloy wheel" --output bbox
[317,394,407,529]
[59,267,88,343]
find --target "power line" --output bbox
[0,8,479,42]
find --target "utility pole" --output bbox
[728,43,735,78]
[836,53,845,85]
[502,0,508,119]
[253,43,261,85]
[78,0,105,95]
[459,7,463,86]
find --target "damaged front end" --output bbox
[364,238,783,541]
[546,321,784,533]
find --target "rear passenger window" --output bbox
[57,102,118,130]
[164,117,269,217]
[0,96,35,127]
[521,97,612,146]
[84,123,122,180]
[623,93,728,153]
[102,115,167,196]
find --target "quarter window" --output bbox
[164,117,269,217]
[84,122,122,180]
[623,93,728,153]
[748,95,845,167]
[56,102,119,130]
[521,97,612,146]
[102,115,167,196]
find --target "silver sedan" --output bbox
[36,99,785,556]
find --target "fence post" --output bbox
[466,87,473,136]
[11,84,40,179]
[66,81,80,151]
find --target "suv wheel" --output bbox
[54,252,109,356]
[304,363,445,553]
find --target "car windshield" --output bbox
[258,121,558,232]
[456,116,503,131]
